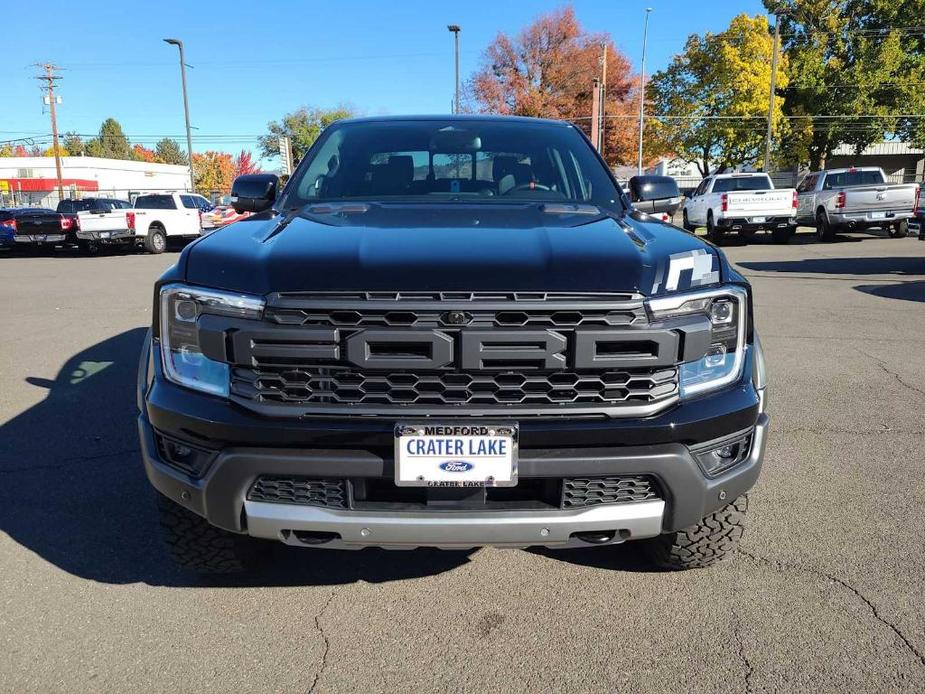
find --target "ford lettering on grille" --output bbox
[207,297,703,415]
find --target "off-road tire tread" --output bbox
[642,495,748,570]
[156,493,263,574]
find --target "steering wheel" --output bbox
[503,182,552,194]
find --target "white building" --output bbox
[0,156,191,207]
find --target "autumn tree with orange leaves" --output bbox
[466,6,639,166]
[192,151,235,195]
[233,150,261,178]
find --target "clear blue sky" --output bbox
[4,0,766,166]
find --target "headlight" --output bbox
[647,285,748,398]
[159,284,264,396]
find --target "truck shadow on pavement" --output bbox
[0,328,473,587]
[738,256,925,276]
[854,279,925,304]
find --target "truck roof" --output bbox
[814,166,883,175]
[329,114,573,128]
[710,172,771,179]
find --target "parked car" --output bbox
[682,173,797,244]
[131,193,205,253]
[795,167,919,241]
[627,175,683,223]
[0,207,69,250]
[0,217,15,250]
[57,198,132,245]
[139,115,769,574]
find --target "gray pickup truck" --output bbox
[796,166,919,241]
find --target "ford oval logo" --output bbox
[440,461,473,473]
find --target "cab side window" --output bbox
[180,195,198,209]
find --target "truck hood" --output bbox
[183,203,719,297]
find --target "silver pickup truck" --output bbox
[796,166,919,241]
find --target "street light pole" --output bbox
[448,25,461,114]
[637,7,653,175]
[164,38,195,191]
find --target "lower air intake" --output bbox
[561,475,660,508]
[248,476,347,508]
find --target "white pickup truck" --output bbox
[795,167,920,241]
[131,193,208,254]
[682,173,798,244]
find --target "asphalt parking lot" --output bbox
[1,229,924,693]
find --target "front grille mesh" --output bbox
[561,476,661,508]
[232,367,678,407]
[227,295,680,414]
[248,476,347,508]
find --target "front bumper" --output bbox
[139,409,769,548]
[77,229,135,243]
[247,499,667,549]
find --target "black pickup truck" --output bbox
[0,207,70,250]
[138,116,769,573]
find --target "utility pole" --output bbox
[590,79,602,152]
[448,25,461,114]
[164,39,195,191]
[637,8,653,174]
[35,63,65,200]
[764,14,782,172]
[600,42,608,156]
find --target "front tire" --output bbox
[889,219,909,238]
[145,227,167,254]
[155,494,268,574]
[641,495,748,570]
[682,209,695,232]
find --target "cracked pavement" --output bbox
[1,231,924,693]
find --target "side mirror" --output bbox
[628,175,682,215]
[231,174,279,213]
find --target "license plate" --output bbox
[871,212,887,220]
[751,217,766,224]
[100,232,111,239]
[35,235,46,242]
[394,423,518,487]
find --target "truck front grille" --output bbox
[561,476,661,508]
[212,293,686,417]
[232,366,678,407]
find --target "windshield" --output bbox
[712,176,773,192]
[281,119,624,212]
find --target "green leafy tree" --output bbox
[647,14,789,175]
[62,132,84,156]
[155,138,187,165]
[85,118,132,159]
[0,143,13,157]
[258,105,356,163]
[766,0,925,167]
